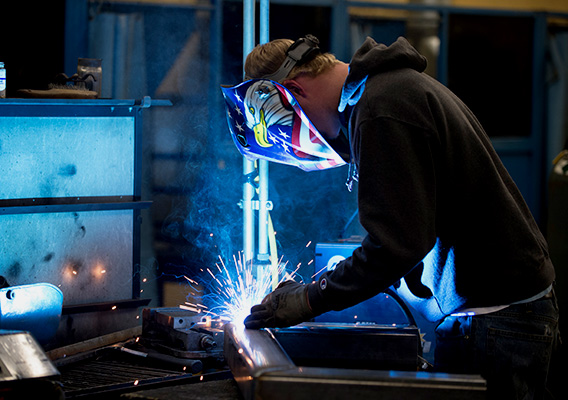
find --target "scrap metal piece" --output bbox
[0,330,59,382]
[224,322,486,400]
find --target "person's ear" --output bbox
[283,79,306,98]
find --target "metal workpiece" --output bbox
[270,322,421,371]
[224,322,295,400]
[252,367,487,400]
[224,322,486,400]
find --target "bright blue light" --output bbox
[187,253,295,324]
[449,311,476,317]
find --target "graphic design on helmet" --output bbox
[221,79,346,172]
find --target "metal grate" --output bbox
[58,358,193,398]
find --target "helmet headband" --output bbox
[245,35,320,82]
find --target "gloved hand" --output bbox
[244,280,315,329]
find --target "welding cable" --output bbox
[340,209,359,239]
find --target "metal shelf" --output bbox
[0,196,152,215]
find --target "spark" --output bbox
[184,276,199,285]
[185,252,297,325]
[311,264,328,279]
[282,262,302,282]
[179,304,201,313]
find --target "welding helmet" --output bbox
[221,35,347,172]
[221,79,347,171]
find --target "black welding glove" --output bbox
[244,280,315,329]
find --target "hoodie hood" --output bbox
[339,36,427,112]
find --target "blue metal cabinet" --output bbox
[0,98,169,346]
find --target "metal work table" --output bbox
[122,378,242,400]
[224,322,487,400]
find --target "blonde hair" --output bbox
[244,38,340,82]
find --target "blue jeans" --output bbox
[434,290,560,400]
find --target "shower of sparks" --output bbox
[183,251,307,325]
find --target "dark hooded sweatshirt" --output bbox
[307,37,555,322]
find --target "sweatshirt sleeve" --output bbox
[308,116,438,314]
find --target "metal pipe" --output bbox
[243,161,256,264]
[257,166,269,265]
[257,0,270,267]
[260,0,269,44]
[259,1,280,290]
[243,0,255,63]
[406,0,450,79]
[242,0,256,263]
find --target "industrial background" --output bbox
[0,0,567,399]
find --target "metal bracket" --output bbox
[238,200,273,211]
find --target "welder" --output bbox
[221,35,559,399]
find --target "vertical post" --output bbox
[331,0,349,61]
[531,13,547,223]
[242,0,276,288]
[257,0,269,262]
[258,0,276,288]
[243,0,256,264]
[259,0,269,44]
[437,8,449,86]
